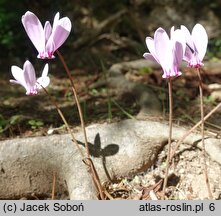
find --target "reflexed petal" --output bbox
[174,41,183,67]
[192,23,208,61]
[57,16,71,31]
[10,66,27,88]
[41,63,49,77]
[44,21,52,42]
[154,28,172,72]
[145,37,155,55]
[143,53,158,64]
[183,46,193,62]
[50,17,71,51]
[145,37,159,63]
[53,12,60,29]
[22,11,45,54]
[37,64,50,89]
[37,77,50,89]
[23,60,37,87]
[171,28,186,51]
[180,25,194,50]
[172,29,185,66]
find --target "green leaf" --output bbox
[138,67,153,75]
[28,119,44,129]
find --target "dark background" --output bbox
[1,0,221,74]
[1,0,221,139]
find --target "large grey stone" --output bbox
[0,119,220,199]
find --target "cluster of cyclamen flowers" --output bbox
[10,12,208,94]
[143,23,209,198]
[143,23,208,77]
[9,11,210,198]
[10,11,72,95]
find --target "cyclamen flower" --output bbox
[180,24,208,68]
[143,27,186,79]
[22,11,72,59]
[10,60,50,95]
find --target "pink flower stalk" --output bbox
[10,60,50,95]
[22,11,72,59]
[143,27,186,79]
[181,24,208,68]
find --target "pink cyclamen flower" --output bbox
[22,11,72,59]
[180,24,208,68]
[143,27,186,79]
[10,60,50,95]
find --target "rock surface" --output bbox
[108,59,162,116]
[0,119,221,199]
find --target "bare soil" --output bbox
[105,141,221,200]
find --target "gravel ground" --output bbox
[105,141,221,200]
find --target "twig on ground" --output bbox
[51,171,56,200]
[170,101,221,160]
[149,190,158,200]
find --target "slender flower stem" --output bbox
[55,50,105,199]
[56,50,89,158]
[41,86,84,158]
[162,78,173,199]
[196,68,213,199]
